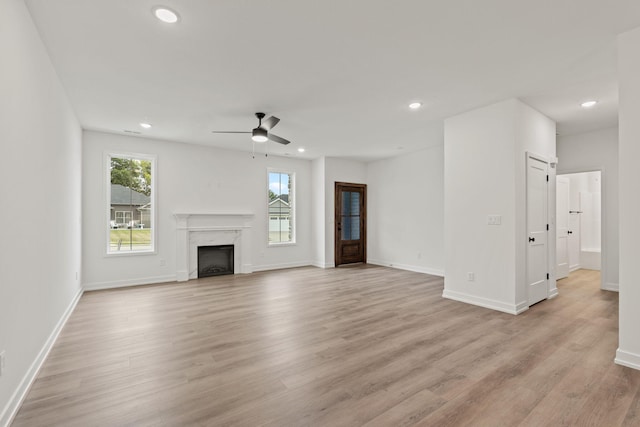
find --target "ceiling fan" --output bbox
[212,112,291,145]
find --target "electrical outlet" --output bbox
[488,215,502,225]
[0,350,5,376]
[159,259,166,266]
[467,272,475,281]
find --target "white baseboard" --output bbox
[311,261,333,269]
[252,261,313,272]
[603,282,619,292]
[367,259,444,277]
[515,300,529,313]
[569,264,581,273]
[549,288,559,299]
[0,287,83,427]
[442,288,528,315]
[83,275,177,291]
[615,349,640,371]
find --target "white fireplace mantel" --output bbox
[174,213,254,281]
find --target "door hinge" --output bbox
[547,273,550,280]
[546,224,549,231]
[546,175,549,182]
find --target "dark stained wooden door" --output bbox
[335,182,366,266]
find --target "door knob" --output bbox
[568,230,573,234]
[529,237,535,242]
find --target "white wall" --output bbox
[617,26,640,371]
[557,127,618,289]
[82,131,313,289]
[311,157,326,267]
[443,99,556,314]
[321,157,367,267]
[367,145,444,275]
[0,0,82,424]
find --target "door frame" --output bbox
[556,166,608,291]
[525,151,557,305]
[334,182,367,267]
[556,175,570,280]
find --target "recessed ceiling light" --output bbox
[153,6,179,23]
[297,148,305,153]
[581,100,597,108]
[139,122,152,129]
[409,102,422,110]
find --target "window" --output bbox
[107,153,155,254]
[115,211,132,227]
[268,171,294,244]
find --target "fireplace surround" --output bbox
[174,213,253,281]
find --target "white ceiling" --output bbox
[25,0,640,161]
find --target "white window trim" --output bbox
[105,151,157,256]
[267,168,296,246]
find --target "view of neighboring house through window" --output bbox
[108,154,155,253]
[268,171,294,244]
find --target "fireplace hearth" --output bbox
[198,245,234,278]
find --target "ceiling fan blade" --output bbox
[268,133,291,145]
[261,116,280,131]
[211,131,251,134]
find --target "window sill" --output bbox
[106,250,157,257]
[268,242,297,248]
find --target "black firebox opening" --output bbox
[197,245,234,278]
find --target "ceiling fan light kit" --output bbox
[252,127,268,142]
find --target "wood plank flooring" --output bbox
[11,266,640,426]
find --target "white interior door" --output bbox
[556,176,570,279]
[527,155,549,306]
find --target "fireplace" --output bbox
[174,213,254,281]
[198,245,234,278]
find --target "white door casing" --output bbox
[527,154,549,306]
[556,176,570,280]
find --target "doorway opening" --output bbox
[556,171,602,284]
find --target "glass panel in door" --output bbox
[341,191,360,241]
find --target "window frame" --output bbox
[105,152,157,256]
[267,168,296,246]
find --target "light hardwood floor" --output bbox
[12,266,640,426]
